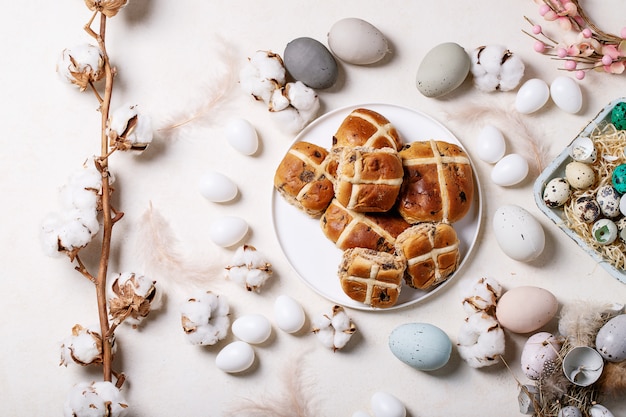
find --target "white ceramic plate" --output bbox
[271,103,483,310]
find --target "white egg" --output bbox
[370,392,406,417]
[620,195,626,216]
[515,78,550,114]
[231,314,272,344]
[476,125,506,163]
[589,404,615,417]
[208,216,249,247]
[198,171,238,203]
[491,153,529,186]
[550,76,582,114]
[520,332,561,380]
[493,204,545,262]
[215,341,255,373]
[352,412,372,417]
[273,295,305,333]
[225,118,259,155]
[327,18,388,65]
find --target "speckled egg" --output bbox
[388,323,452,371]
[611,101,626,130]
[493,205,545,262]
[565,161,595,189]
[596,185,621,217]
[595,314,626,362]
[611,163,626,194]
[589,404,616,417]
[496,286,559,334]
[284,37,338,89]
[520,332,562,380]
[416,42,470,98]
[591,218,618,245]
[543,177,570,207]
[572,196,601,223]
[327,18,389,65]
[558,406,583,417]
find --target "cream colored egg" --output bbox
[493,204,545,262]
[208,216,249,247]
[491,153,529,186]
[565,161,595,189]
[327,18,389,65]
[496,286,559,334]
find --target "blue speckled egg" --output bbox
[596,314,626,362]
[612,164,626,194]
[388,322,452,371]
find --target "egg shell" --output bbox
[416,42,470,98]
[565,161,595,189]
[558,406,583,417]
[562,346,604,386]
[491,153,529,186]
[520,332,562,380]
[476,124,506,163]
[215,341,255,373]
[620,195,626,216]
[231,314,272,344]
[550,76,583,114]
[208,216,249,247]
[595,314,626,362]
[496,286,559,334]
[225,118,259,155]
[591,218,618,245]
[572,196,601,223]
[198,171,238,203]
[543,177,570,208]
[273,295,305,333]
[569,136,596,163]
[515,78,550,114]
[596,185,621,217]
[370,391,406,417]
[327,18,388,65]
[493,204,545,262]
[284,37,338,89]
[388,323,452,371]
[589,404,616,417]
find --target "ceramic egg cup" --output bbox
[533,98,626,284]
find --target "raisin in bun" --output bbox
[332,108,403,150]
[397,140,474,224]
[274,141,334,217]
[394,222,460,290]
[335,147,403,213]
[338,248,405,308]
[320,199,411,253]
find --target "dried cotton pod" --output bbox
[60,324,116,367]
[239,50,286,103]
[84,0,128,17]
[64,381,129,417]
[457,311,505,368]
[225,244,272,292]
[57,44,105,91]
[312,305,357,351]
[108,272,160,327]
[470,45,525,92]
[461,276,503,316]
[107,103,153,152]
[180,291,230,346]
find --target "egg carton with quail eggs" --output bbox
[533,98,626,284]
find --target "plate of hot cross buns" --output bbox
[272,104,482,310]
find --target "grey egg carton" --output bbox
[533,98,626,285]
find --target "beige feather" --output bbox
[135,203,227,290]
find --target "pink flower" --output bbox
[602,45,621,60]
[602,61,625,74]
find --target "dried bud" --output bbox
[225,245,273,292]
[64,381,128,417]
[60,324,116,367]
[107,104,153,152]
[312,305,357,351]
[57,44,105,91]
[108,272,160,327]
[180,291,230,346]
[84,0,128,17]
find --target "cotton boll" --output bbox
[108,272,161,327]
[180,291,230,345]
[59,324,114,367]
[461,276,503,315]
[239,50,286,103]
[225,245,273,292]
[471,45,525,92]
[107,103,153,151]
[63,381,129,417]
[457,311,505,368]
[312,305,356,351]
[57,44,105,91]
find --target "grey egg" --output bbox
[596,314,626,362]
[558,406,582,417]
[573,196,601,223]
[284,37,338,89]
[596,185,621,217]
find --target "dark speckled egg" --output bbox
[283,37,338,89]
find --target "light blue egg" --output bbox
[388,323,452,371]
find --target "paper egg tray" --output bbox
[533,98,626,285]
